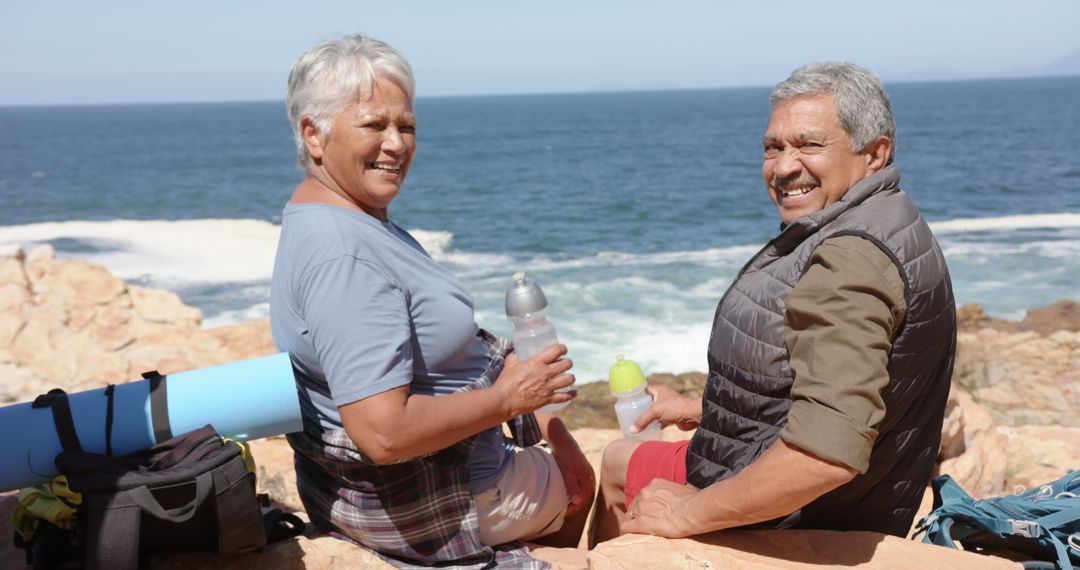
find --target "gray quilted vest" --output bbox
[686,164,956,536]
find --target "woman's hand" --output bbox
[622,479,698,538]
[537,413,595,518]
[494,344,576,417]
[631,384,702,433]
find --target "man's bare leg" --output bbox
[588,438,644,548]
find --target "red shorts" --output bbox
[624,439,691,506]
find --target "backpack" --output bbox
[13,387,303,569]
[913,470,1080,570]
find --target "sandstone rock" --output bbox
[939,388,995,461]
[206,320,275,361]
[1019,300,1080,335]
[938,428,1009,498]
[958,300,1080,335]
[88,302,136,351]
[0,301,26,350]
[22,244,54,288]
[11,315,79,383]
[0,250,284,404]
[0,256,29,316]
[129,284,202,326]
[0,361,48,404]
[37,256,126,308]
[149,517,397,570]
[0,491,20,567]
[248,436,303,513]
[534,531,1020,569]
[1001,425,1080,492]
[0,252,1063,569]
[956,302,994,332]
[954,328,1080,427]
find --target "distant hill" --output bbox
[882,47,1080,83]
[1004,47,1080,77]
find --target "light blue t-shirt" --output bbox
[270,203,511,492]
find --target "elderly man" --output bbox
[592,62,955,543]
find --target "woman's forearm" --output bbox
[339,386,511,464]
[339,346,574,464]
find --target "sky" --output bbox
[1,0,1078,106]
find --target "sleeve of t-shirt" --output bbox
[298,255,414,407]
[779,235,907,474]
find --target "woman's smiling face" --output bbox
[308,77,416,220]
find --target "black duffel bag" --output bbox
[16,424,304,569]
[56,424,271,568]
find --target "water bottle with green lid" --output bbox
[610,356,661,440]
[506,272,568,413]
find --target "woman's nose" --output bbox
[382,128,407,154]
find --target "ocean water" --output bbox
[1,76,1078,382]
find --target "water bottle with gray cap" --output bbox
[505,272,569,413]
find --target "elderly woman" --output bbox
[269,35,595,567]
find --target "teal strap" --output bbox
[1047,533,1074,570]
[1036,506,1080,535]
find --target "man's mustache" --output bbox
[772,175,821,191]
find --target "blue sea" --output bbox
[1,77,1078,382]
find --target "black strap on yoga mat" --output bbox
[103,384,116,456]
[143,371,174,444]
[33,389,83,453]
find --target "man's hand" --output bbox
[624,439,856,538]
[632,384,703,433]
[622,479,698,538]
[537,413,595,517]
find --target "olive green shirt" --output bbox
[779,235,907,473]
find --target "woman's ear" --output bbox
[864,135,892,172]
[301,116,324,162]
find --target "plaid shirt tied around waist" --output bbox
[287,331,549,569]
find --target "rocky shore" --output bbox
[2,245,1077,568]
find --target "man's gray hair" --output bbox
[286,34,415,173]
[771,62,896,162]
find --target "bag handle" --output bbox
[127,471,213,524]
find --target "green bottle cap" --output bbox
[609,355,647,394]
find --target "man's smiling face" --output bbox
[762,94,874,224]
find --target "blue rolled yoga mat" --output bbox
[0,352,301,492]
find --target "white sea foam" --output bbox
[435,251,517,275]
[203,302,271,328]
[505,244,761,274]
[0,219,459,286]
[0,219,282,284]
[939,237,1080,259]
[410,229,454,255]
[546,310,712,382]
[929,213,1080,234]
[3,215,1076,381]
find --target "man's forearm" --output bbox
[681,439,856,534]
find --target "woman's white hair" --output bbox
[286,34,415,173]
[771,62,896,163]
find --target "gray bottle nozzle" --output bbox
[505,272,549,317]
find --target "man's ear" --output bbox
[864,135,892,172]
[301,117,325,162]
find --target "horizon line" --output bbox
[1,72,1077,109]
